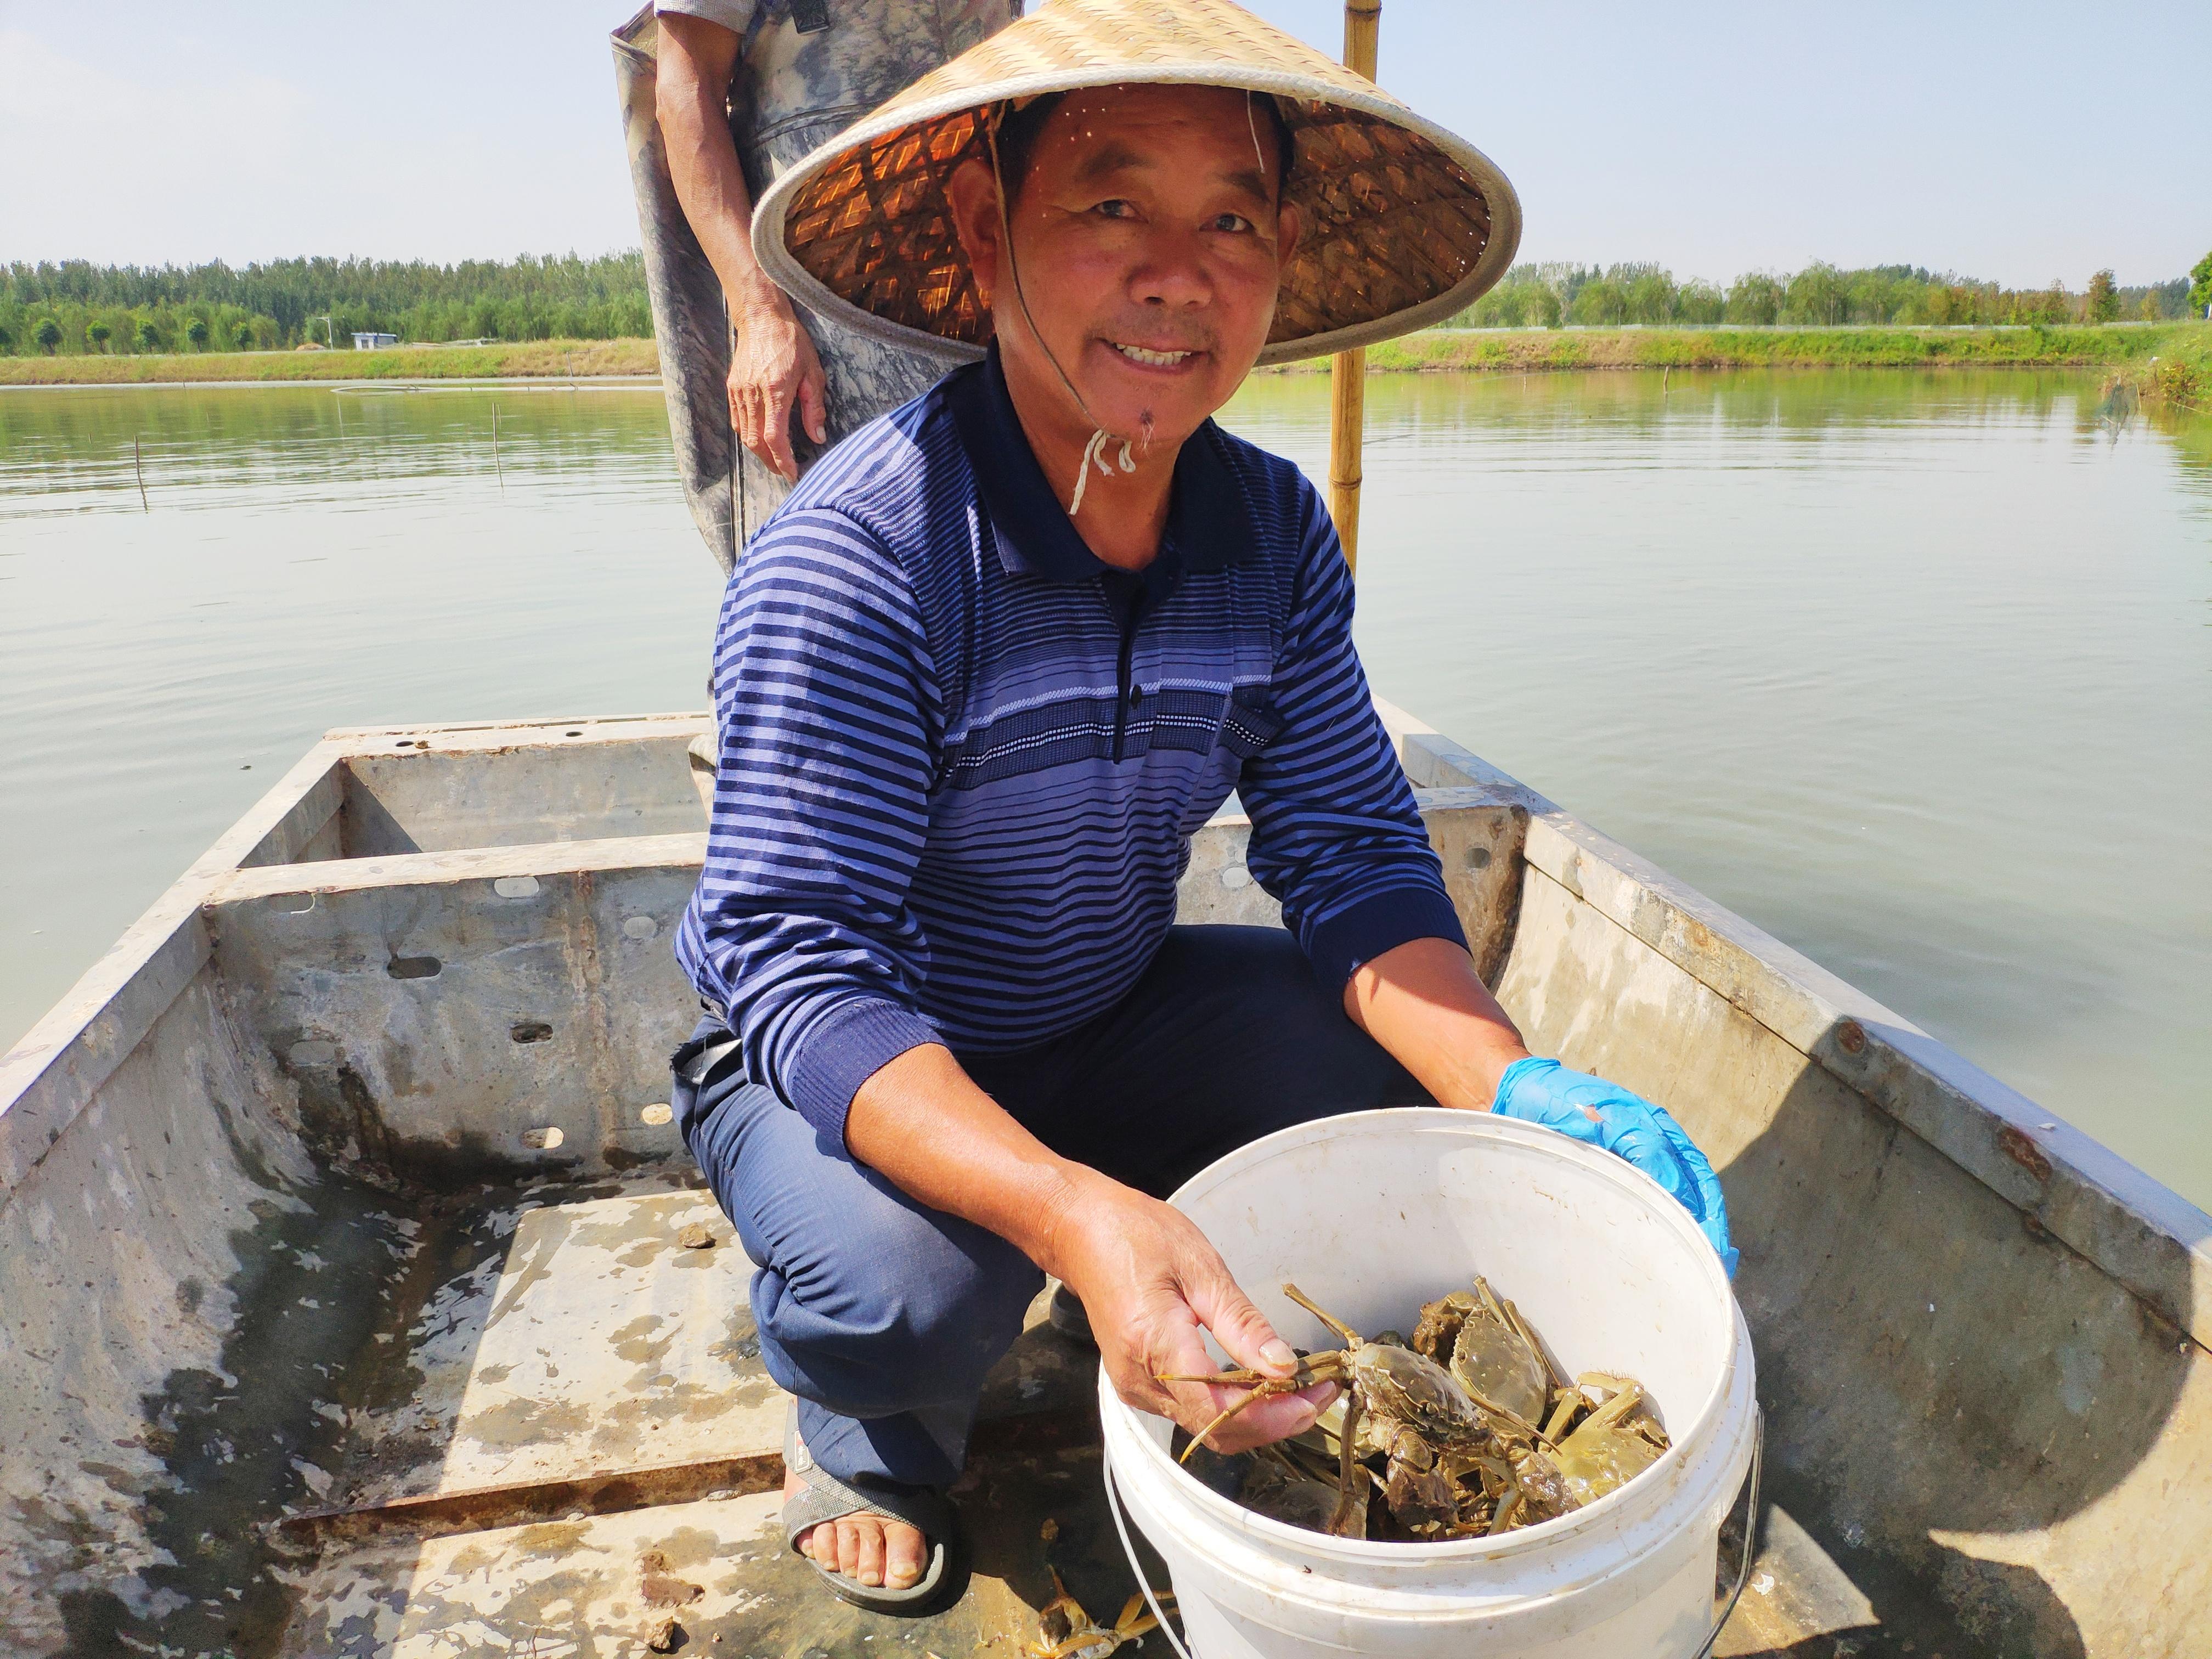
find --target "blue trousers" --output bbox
[673,924,1430,1490]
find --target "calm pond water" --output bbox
[3,370,2207,1204]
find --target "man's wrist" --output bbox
[726,276,795,330]
[1023,1161,1122,1285]
[1471,1041,1536,1110]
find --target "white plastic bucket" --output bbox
[1099,1108,1756,1659]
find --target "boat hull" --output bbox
[2,706,2205,1657]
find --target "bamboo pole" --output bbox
[1327,0,1381,573]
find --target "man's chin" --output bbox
[1080,342,1256,439]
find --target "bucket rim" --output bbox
[1098,1353,1759,1632]
[1119,1106,1743,1565]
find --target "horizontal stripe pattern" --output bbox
[676,367,1462,1139]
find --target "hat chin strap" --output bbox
[987,113,1136,520]
[1069,428,1138,518]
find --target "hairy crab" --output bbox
[1550,1373,1671,1506]
[1410,1277,1551,1428]
[1164,1283,1498,1536]
[1024,1568,1170,1659]
[1164,1279,1670,1541]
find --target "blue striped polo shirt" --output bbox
[676,347,1464,1141]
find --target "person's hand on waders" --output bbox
[648,9,832,484]
[729,294,827,482]
[1492,1058,1738,1275]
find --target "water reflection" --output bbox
[1222,367,2212,1204]
[2,371,2208,1205]
[0,382,717,1069]
[0,381,676,520]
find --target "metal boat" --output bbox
[3,702,2204,1656]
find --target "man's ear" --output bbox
[1274,200,1303,266]
[947,158,1005,310]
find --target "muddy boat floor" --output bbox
[242,1171,1900,1657]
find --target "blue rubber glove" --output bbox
[1492,1057,1738,1278]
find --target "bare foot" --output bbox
[785,1459,928,1591]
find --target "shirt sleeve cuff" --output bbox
[1306,885,1469,990]
[653,0,758,34]
[780,997,943,1142]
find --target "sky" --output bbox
[2,0,2206,287]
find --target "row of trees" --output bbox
[1451,262,2198,330]
[0,253,652,356]
[4,251,2202,356]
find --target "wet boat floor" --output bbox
[267,1172,1907,1657]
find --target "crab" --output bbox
[1549,1373,1671,1508]
[1161,1283,1497,1537]
[1025,1567,1171,1659]
[1167,1282,1671,1541]
[1239,1445,1359,1534]
[1410,1278,1551,1429]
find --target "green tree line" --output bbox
[1451,262,2199,329]
[3,250,2201,358]
[0,253,652,357]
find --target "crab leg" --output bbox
[1175,1380,1293,1461]
[1281,1282,1364,1349]
[1160,1349,1348,1463]
[1577,1378,1645,1434]
[1115,1592,1165,1639]
[1542,1389,1581,1443]
[1328,1386,1367,1537]
[1155,1367,1280,1387]
[1496,1289,1565,1394]
[1487,1483,1524,1536]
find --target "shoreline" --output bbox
[3,322,2205,388]
[1263,319,2209,375]
[0,375,663,393]
[0,336,662,387]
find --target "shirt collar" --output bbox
[944,342,1258,583]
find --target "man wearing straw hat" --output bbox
[669,0,1735,1611]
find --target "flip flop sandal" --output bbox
[783,1403,956,1614]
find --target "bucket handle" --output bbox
[1103,1447,1198,1659]
[1104,1406,1764,1659]
[1691,1404,1765,1659]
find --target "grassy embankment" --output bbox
[5,322,2207,388]
[1269,320,2210,375]
[0,336,659,386]
[2111,324,2210,410]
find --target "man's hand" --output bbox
[1491,1058,1737,1275]
[729,298,828,482]
[1041,1170,1335,1454]
[1345,938,1736,1274]
[843,1045,1329,1455]
[654,11,830,481]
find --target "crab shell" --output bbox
[1553,1415,1668,1507]
[1448,1311,1550,1426]
[1241,1458,1354,1534]
[1384,1458,1463,1535]
[1350,1342,1490,1448]
[1510,1443,1577,1523]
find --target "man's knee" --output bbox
[673,1019,1042,1418]
[753,1182,1041,1419]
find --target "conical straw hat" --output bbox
[750,0,1521,368]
